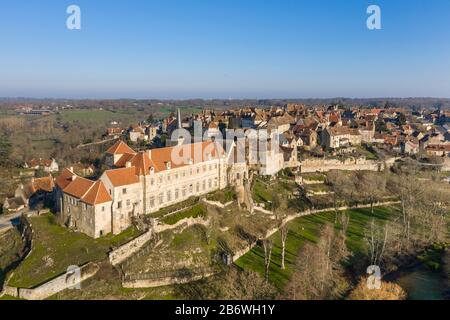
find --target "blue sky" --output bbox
[1,0,450,99]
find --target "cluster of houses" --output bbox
[3,104,449,239]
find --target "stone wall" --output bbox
[253,206,273,215]
[109,229,154,266]
[4,263,99,300]
[300,157,382,173]
[202,198,233,209]
[122,268,217,289]
[109,217,209,266]
[154,217,210,234]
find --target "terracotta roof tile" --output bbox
[56,168,75,189]
[32,176,55,193]
[129,152,157,176]
[115,153,136,167]
[104,167,140,187]
[149,141,224,172]
[81,181,112,205]
[106,140,136,155]
[63,177,95,199]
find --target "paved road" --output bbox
[0,211,25,231]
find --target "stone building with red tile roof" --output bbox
[57,140,239,238]
[59,173,113,238]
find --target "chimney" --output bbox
[69,167,74,173]
[147,150,152,159]
[72,175,77,181]
[126,161,132,168]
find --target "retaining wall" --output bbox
[4,263,99,300]
[122,269,217,289]
[109,229,153,266]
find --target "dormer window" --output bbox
[166,161,171,170]
[150,167,155,174]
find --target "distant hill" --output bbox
[1,97,449,110]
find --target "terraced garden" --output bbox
[236,206,398,290]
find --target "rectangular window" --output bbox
[167,190,171,202]
[117,201,122,209]
[150,197,155,207]
[175,189,179,200]
[126,199,131,207]
[122,188,127,194]
[102,206,105,212]
[158,194,164,205]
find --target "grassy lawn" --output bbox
[301,173,327,182]
[162,204,207,225]
[252,180,273,203]
[235,206,397,290]
[0,228,25,287]
[8,214,141,288]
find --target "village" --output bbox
[1,103,450,300]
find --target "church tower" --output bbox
[177,108,182,129]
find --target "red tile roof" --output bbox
[114,152,136,167]
[32,176,55,193]
[149,141,224,172]
[56,168,75,189]
[81,181,112,205]
[104,167,140,187]
[63,177,95,199]
[129,151,157,176]
[106,140,136,155]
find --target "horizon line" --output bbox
[2,96,450,102]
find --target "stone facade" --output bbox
[57,140,244,238]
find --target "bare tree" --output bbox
[366,219,389,266]
[283,224,350,300]
[355,171,386,214]
[339,213,350,250]
[262,239,273,283]
[280,225,289,270]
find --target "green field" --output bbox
[58,109,129,123]
[235,206,397,290]
[8,214,141,288]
